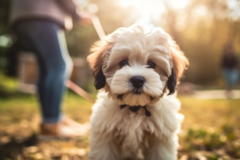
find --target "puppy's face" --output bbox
[88,25,188,106]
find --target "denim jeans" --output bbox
[14,20,73,123]
[223,68,239,87]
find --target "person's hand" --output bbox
[79,12,93,25]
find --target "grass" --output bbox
[0,92,92,160]
[0,71,18,98]
[179,97,240,159]
[180,97,240,130]
[1,89,240,159]
[0,92,92,124]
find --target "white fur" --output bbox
[89,91,183,160]
[88,25,185,160]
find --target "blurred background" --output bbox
[0,0,240,160]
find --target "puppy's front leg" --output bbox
[88,133,120,160]
[145,134,178,160]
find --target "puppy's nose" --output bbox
[131,76,145,88]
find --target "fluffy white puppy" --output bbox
[87,25,189,160]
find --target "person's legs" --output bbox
[223,69,232,90]
[14,20,73,123]
[231,69,239,87]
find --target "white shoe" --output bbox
[38,118,89,140]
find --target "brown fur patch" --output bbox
[169,40,189,83]
[87,40,110,78]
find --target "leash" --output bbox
[66,16,106,103]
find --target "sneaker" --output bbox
[61,117,90,135]
[38,118,89,140]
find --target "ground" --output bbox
[0,92,240,160]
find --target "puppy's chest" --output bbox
[113,110,156,148]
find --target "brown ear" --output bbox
[87,41,109,90]
[167,39,189,94]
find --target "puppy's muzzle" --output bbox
[130,76,145,89]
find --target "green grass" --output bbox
[0,72,18,98]
[178,97,240,159]
[180,97,240,130]
[0,92,93,124]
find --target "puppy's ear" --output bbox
[94,68,106,90]
[167,69,176,95]
[167,39,189,95]
[87,41,109,90]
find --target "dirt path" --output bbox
[191,90,240,99]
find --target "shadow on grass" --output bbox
[0,133,38,160]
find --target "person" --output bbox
[221,44,239,98]
[9,0,92,138]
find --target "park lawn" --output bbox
[0,93,240,160]
[180,96,240,130]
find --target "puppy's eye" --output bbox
[119,60,128,67]
[147,61,156,69]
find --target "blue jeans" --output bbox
[223,68,239,87]
[14,20,73,123]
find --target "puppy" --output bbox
[87,25,188,160]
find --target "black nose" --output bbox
[130,76,145,88]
